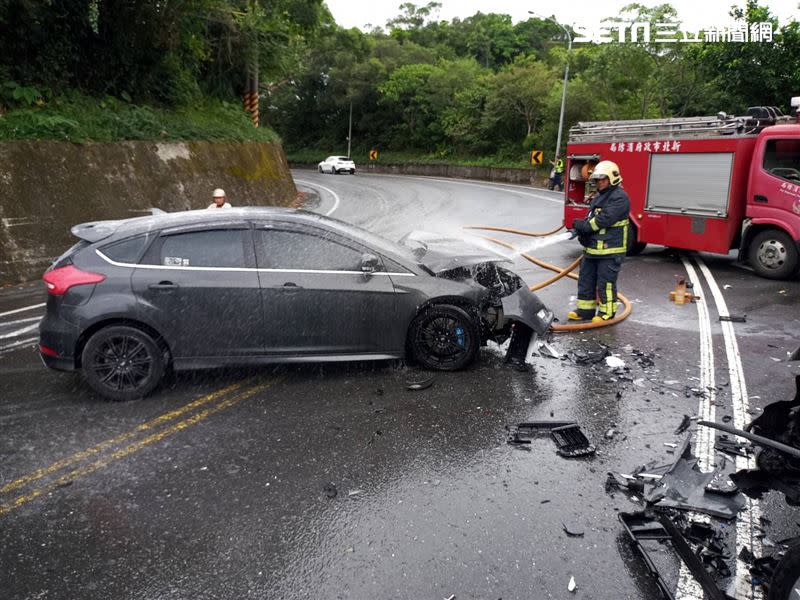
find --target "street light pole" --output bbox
[347,100,353,158]
[529,12,572,161]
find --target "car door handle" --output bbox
[148,282,178,291]
[282,282,301,289]
[754,194,768,203]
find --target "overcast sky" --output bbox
[325,0,798,33]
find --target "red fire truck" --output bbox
[563,101,800,279]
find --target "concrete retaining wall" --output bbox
[0,140,297,285]
[292,161,543,185]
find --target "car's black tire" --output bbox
[408,304,479,371]
[749,228,799,280]
[627,222,647,256]
[318,166,323,173]
[767,542,800,600]
[82,325,165,401]
[350,169,355,175]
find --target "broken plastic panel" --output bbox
[506,421,595,458]
[406,375,435,391]
[568,343,611,365]
[551,423,596,458]
[501,287,554,336]
[619,512,729,600]
[645,438,745,519]
[506,421,575,445]
[714,436,751,458]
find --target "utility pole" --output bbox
[529,12,572,160]
[242,0,259,127]
[347,100,353,158]
[554,30,572,161]
[244,63,259,127]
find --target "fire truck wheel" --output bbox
[767,542,800,600]
[626,223,647,256]
[749,229,799,280]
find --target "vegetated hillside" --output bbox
[1,1,798,162]
[0,0,328,142]
[269,1,800,165]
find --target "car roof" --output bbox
[73,207,418,265]
[72,207,298,242]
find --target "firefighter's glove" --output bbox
[578,235,590,248]
[572,219,592,235]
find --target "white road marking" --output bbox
[0,323,38,340]
[680,258,717,470]
[0,336,38,354]
[674,257,717,600]
[0,316,41,327]
[695,256,762,600]
[0,303,46,318]
[294,179,341,216]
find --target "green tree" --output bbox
[483,59,555,138]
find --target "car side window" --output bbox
[100,234,151,264]
[763,139,800,183]
[255,229,366,271]
[382,256,410,273]
[148,230,247,268]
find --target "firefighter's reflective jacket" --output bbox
[583,185,631,257]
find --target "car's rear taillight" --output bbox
[42,265,105,295]
[39,344,59,357]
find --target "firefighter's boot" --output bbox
[568,310,595,321]
[592,314,615,324]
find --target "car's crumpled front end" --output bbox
[398,231,554,343]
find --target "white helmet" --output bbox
[213,188,226,198]
[589,160,622,185]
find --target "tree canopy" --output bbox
[2,0,798,156]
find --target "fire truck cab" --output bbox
[564,101,800,279]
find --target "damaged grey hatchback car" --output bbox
[39,208,553,401]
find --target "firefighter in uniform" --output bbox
[567,160,630,322]
[550,157,565,190]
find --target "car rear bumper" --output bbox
[38,310,79,371]
[39,351,76,371]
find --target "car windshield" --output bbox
[309,214,418,264]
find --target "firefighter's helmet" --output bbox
[589,160,622,185]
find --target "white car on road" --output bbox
[318,156,356,174]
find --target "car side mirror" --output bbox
[361,253,379,275]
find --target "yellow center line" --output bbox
[0,379,279,517]
[0,380,247,496]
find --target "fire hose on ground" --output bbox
[462,225,632,332]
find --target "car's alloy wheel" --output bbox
[408,304,479,371]
[82,325,165,401]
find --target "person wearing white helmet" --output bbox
[208,188,232,209]
[567,160,631,322]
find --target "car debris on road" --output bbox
[506,421,596,458]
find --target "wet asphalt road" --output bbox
[1,170,800,600]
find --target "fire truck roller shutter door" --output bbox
[646,153,734,217]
